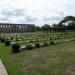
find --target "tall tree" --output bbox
[35,26,41,31]
[52,23,58,27]
[42,24,50,32]
[58,16,75,30]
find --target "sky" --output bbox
[0,0,75,26]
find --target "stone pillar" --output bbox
[5,25,7,33]
[0,25,1,32]
[20,25,22,32]
[8,25,10,32]
[22,25,24,32]
[12,24,14,33]
[18,25,19,32]
[3,25,4,32]
[6,25,7,32]
[18,25,20,32]
[21,25,23,32]
[18,24,19,32]
[13,24,15,33]
[12,24,13,33]
[24,25,26,32]
[4,24,5,32]
[21,25,22,32]
[10,25,12,33]
[4,25,6,32]
[1,25,2,32]
[16,25,18,32]
[14,24,16,33]
[23,25,25,32]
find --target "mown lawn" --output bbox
[0,41,75,75]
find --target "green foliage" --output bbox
[35,26,41,31]
[16,38,19,41]
[58,16,75,31]
[35,43,41,48]
[43,42,48,46]
[26,44,33,50]
[5,40,10,46]
[42,24,50,32]
[0,37,2,40]
[30,40,33,42]
[11,37,14,40]
[50,37,53,40]
[50,41,55,45]
[12,43,20,53]
[1,38,5,43]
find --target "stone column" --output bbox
[10,25,12,33]
[24,25,26,32]
[5,25,6,32]
[16,25,18,32]
[22,25,23,32]
[5,25,7,33]
[19,25,21,32]
[1,25,2,32]
[7,25,9,33]
[0,25,1,32]
[21,25,22,32]
[20,25,22,32]
[12,24,14,33]
[14,24,16,33]
[23,25,24,32]
[2,25,4,32]
[21,25,23,32]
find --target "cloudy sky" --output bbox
[0,0,75,26]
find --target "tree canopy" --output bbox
[57,16,75,31]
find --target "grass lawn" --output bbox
[0,41,75,75]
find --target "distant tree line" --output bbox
[35,16,75,32]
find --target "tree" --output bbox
[52,23,58,27]
[42,24,50,32]
[35,26,41,31]
[58,16,75,31]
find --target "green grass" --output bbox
[1,41,75,75]
[0,43,25,75]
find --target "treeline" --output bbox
[36,16,75,31]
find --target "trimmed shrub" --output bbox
[1,38,5,43]
[16,38,19,41]
[50,37,53,40]
[50,41,55,45]
[0,37,2,40]
[35,43,41,48]
[12,43,20,53]
[5,41,10,46]
[11,37,14,40]
[30,40,33,42]
[43,42,48,46]
[26,44,33,50]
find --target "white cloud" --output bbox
[0,0,75,26]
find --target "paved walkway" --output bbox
[0,59,8,75]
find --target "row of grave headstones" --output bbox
[0,32,75,43]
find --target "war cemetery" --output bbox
[1,16,75,75]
